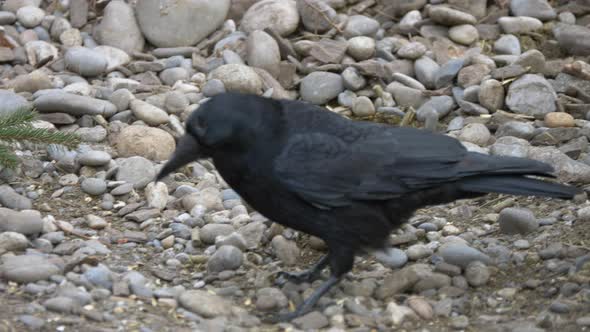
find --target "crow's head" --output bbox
[156,92,277,181]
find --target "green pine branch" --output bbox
[0,107,81,169]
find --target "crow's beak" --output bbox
[156,134,202,182]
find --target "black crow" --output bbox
[156,92,580,321]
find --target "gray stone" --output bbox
[506,74,557,118]
[271,235,300,265]
[64,47,107,77]
[0,11,17,25]
[202,79,227,97]
[406,244,433,260]
[130,99,169,126]
[434,58,464,89]
[200,224,235,245]
[438,242,490,268]
[16,5,44,28]
[386,82,428,109]
[498,16,543,34]
[86,214,107,230]
[375,247,408,269]
[352,96,375,117]
[498,207,539,234]
[495,121,535,140]
[510,0,556,21]
[494,34,521,55]
[1,254,61,283]
[0,208,42,235]
[428,6,477,26]
[246,30,281,77]
[300,71,344,105]
[78,150,111,166]
[458,123,490,146]
[416,96,454,121]
[514,49,545,73]
[160,67,189,86]
[94,46,131,71]
[0,232,28,253]
[478,79,504,112]
[84,265,113,290]
[415,56,440,89]
[34,92,117,117]
[256,287,288,311]
[465,261,490,287]
[94,1,144,54]
[397,42,427,60]
[137,0,230,47]
[347,36,376,61]
[553,23,590,56]
[448,24,479,45]
[297,0,337,33]
[75,126,107,143]
[0,90,29,116]
[81,178,107,196]
[116,156,156,189]
[292,311,329,330]
[241,0,299,37]
[343,15,380,37]
[342,67,366,91]
[179,290,232,318]
[208,245,243,273]
[376,264,432,299]
[43,297,77,314]
[0,185,32,210]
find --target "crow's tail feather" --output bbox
[458,175,580,199]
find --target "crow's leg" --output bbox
[276,254,330,285]
[268,245,355,322]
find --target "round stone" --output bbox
[347,36,376,61]
[448,24,479,45]
[241,0,300,37]
[208,64,263,94]
[136,0,231,47]
[81,178,107,196]
[16,6,44,28]
[544,112,575,128]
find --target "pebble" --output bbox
[465,261,491,287]
[179,290,232,318]
[0,185,32,210]
[553,23,590,56]
[479,79,504,111]
[406,244,433,260]
[34,92,117,117]
[246,29,280,77]
[208,245,243,273]
[438,242,490,268]
[434,58,464,89]
[271,235,300,265]
[510,0,556,21]
[300,71,344,105]
[241,0,299,36]
[506,74,557,118]
[43,296,77,314]
[449,24,479,45]
[498,16,543,34]
[397,42,427,60]
[1,254,61,283]
[498,207,539,234]
[352,96,375,117]
[84,265,113,290]
[256,287,288,311]
[347,36,375,61]
[375,247,408,269]
[209,64,263,94]
[64,47,107,77]
[292,311,330,330]
[343,15,379,37]
[93,1,144,54]
[544,112,574,128]
[458,123,491,146]
[86,214,108,229]
[200,224,235,244]
[494,34,521,55]
[415,56,440,89]
[136,0,229,48]
[117,126,175,162]
[16,6,44,28]
[0,231,28,253]
[81,177,107,196]
[146,182,169,210]
[429,6,477,25]
[116,156,157,189]
[450,315,470,329]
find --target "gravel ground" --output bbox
[1,0,590,331]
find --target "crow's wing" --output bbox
[273,127,472,209]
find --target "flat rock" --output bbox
[115,156,157,189]
[209,64,263,94]
[300,71,344,105]
[179,290,232,318]
[0,185,32,210]
[241,0,299,37]
[94,1,144,54]
[1,254,62,283]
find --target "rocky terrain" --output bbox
[0,0,590,331]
